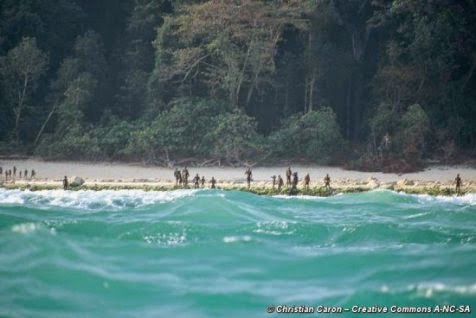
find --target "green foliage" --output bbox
[208,110,261,162]
[269,107,344,163]
[398,104,430,163]
[93,119,134,159]
[35,127,100,160]
[123,98,231,161]
[0,37,48,139]
[369,103,399,140]
[367,102,430,165]
[0,0,475,167]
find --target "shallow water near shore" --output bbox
[0,189,475,317]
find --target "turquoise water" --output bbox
[0,189,475,317]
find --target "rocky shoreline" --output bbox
[1,177,474,197]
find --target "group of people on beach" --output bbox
[267,167,331,193]
[0,166,36,182]
[171,166,464,195]
[174,167,217,189]
[172,166,332,193]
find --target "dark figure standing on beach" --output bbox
[24,169,28,179]
[455,174,462,195]
[182,167,189,187]
[193,174,200,189]
[324,174,331,190]
[271,175,276,189]
[201,176,205,188]
[63,176,68,190]
[286,167,292,186]
[31,169,36,179]
[304,173,310,190]
[210,177,216,189]
[278,175,284,191]
[245,168,252,189]
[13,166,17,176]
[19,171,22,178]
[174,168,181,186]
[4,170,8,181]
[291,172,299,191]
[0,167,2,176]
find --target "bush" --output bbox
[35,127,102,160]
[269,107,344,163]
[124,98,231,161]
[364,103,430,169]
[92,120,134,159]
[398,103,430,163]
[207,109,262,162]
[369,103,399,147]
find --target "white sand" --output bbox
[0,159,475,183]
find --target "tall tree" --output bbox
[0,37,48,140]
[149,0,312,110]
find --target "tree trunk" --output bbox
[346,76,352,139]
[245,63,262,107]
[34,104,57,145]
[461,55,476,91]
[308,67,316,112]
[14,75,29,138]
[235,37,254,106]
[304,78,308,113]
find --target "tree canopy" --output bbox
[0,0,475,170]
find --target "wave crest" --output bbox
[0,188,198,210]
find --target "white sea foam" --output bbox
[397,191,476,205]
[379,282,476,297]
[11,222,57,235]
[223,235,252,243]
[272,194,326,200]
[415,282,476,297]
[143,231,187,246]
[0,188,198,210]
[254,221,296,236]
[11,222,38,234]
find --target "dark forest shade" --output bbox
[0,0,475,169]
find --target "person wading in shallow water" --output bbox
[245,168,252,189]
[193,173,200,189]
[182,167,189,187]
[324,174,331,190]
[290,172,298,194]
[277,175,284,191]
[210,177,217,189]
[286,167,292,187]
[455,174,462,195]
[174,168,181,186]
[304,173,310,190]
[63,176,68,190]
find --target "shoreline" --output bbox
[1,178,474,197]
[0,159,475,196]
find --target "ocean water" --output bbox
[0,188,475,317]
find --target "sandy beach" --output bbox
[0,159,475,194]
